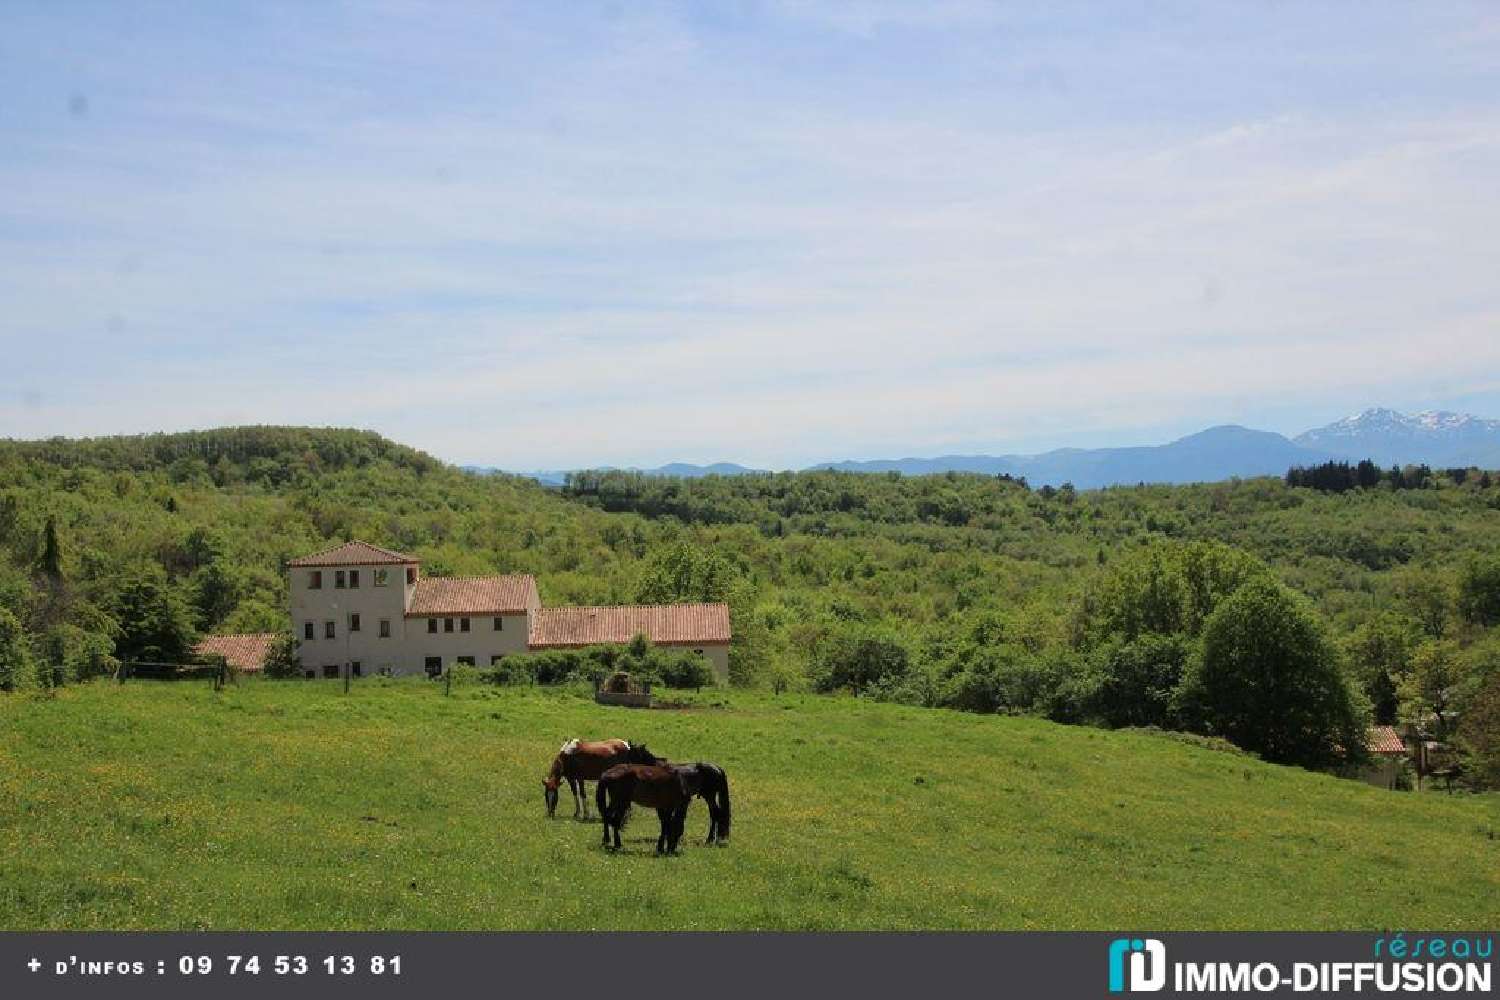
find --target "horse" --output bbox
[596,762,731,854]
[542,738,660,819]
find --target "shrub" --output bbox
[658,651,713,690]
[0,607,34,691]
[261,632,303,679]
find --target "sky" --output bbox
[3,1,1499,469]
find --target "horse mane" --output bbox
[558,737,580,755]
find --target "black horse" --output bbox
[596,761,731,854]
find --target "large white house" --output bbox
[198,540,731,682]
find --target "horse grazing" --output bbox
[543,738,660,819]
[596,762,731,854]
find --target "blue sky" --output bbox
[3,1,1499,468]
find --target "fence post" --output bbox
[343,660,351,695]
[444,667,452,697]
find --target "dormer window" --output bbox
[335,570,346,589]
[309,571,323,590]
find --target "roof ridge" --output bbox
[539,602,729,611]
[288,539,418,566]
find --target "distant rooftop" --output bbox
[194,633,277,671]
[288,540,418,567]
[406,575,539,616]
[529,604,730,649]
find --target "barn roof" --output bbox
[528,604,730,649]
[405,575,539,616]
[288,540,418,567]
[194,633,277,671]
[1367,725,1407,755]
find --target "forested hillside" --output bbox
[3,428,1499,785]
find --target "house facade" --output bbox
[200,540,731,682]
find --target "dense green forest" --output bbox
[2,427,1498,785]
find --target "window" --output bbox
[490,654,505,666]
[493,616,504,631]
[325,621,335,639]
[304,669,315,679]
[424,656,442,677]
[379,619,391,638]
[335,570,346,589]
[444,618,454,633]
[303,622,315,641]
[456,656,475,666]
[351,661,362,677]
[322,664,338,678]
[406,567,417,585]
[379,666,392,677]
[309,571,323,590]
[460,617,470,633]
[349,570,360,589]
[374,568,389,587]
[349,613,361,632]
[427,618,437,634]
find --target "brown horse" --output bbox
[543,738,660,819]
[596,762,731,853]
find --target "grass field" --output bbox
[1,678,1497,930]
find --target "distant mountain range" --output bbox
[1292,408,1500,469]
[471,408,1500,490]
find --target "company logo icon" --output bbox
[1108,938,1166,993]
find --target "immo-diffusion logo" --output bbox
[1109,938,1167,993]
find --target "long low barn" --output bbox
[195,540,731,682]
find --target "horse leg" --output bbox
[598,782,612,848]
[569,776,581,818]
[581,780,590,819]
[656,808,671,854]
[672,803,690,853]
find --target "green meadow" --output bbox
[1,678,1496,931]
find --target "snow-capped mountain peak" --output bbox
[1294,408,1500,467]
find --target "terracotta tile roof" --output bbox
[194,633,277,671]
[528,604,731,649]
[406,575,539,616]
[1367,725,1406,755]
[288,540,418,567]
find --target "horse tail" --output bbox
[595,773,610,819]
[709,764,730,839]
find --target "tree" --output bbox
[1457,669,1500,789]
[0,607,34,690]
[1184,579,1368,768]
[635,541,736,604]
[261,632,303,679]
[191,559,242,630]
[111,569,198,663]
[39,515,62,581]
[812,626,910,695]
[1344,613,1420,724]
[1395,569,1453,639]
[1398,640,1464,741]
[1086,634,1192,729]
[1457,556,1500,627]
